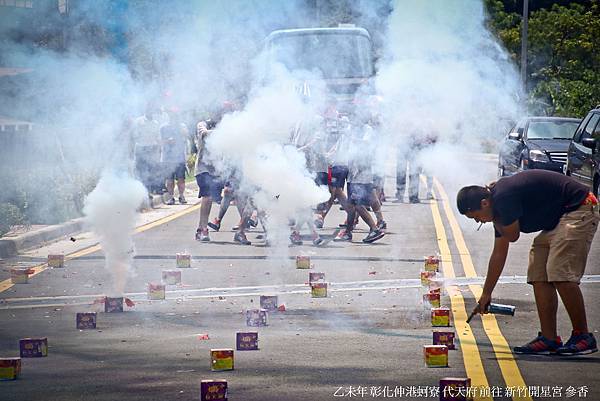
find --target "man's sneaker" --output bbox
[166,197,176,205]
[234,232,251,245]
[362,229,385,243]
[409,197,420,204]
[207,218,221,232]
[314,215,324,229]
[195,228,210,242]
[247,218,258,228]
[426,192,434,200]
[333,229,352,242]
[556,331,598,356]
[513,332,563,355]
[289,231,303,245]
[312,235,325,246]
[179,196,187,204]
[377,220,387,230]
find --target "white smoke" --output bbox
[83,171,147,296]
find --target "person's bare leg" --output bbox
[555,281,589,333]
[532,281,559,339]
[356,206,377,230]
[198,196,213,230]
[370,191,383,223]
[176,178,186,198]
[165,179,175,200]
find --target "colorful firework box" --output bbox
[246,309,268,327]
[19,338,48,358]
[433,331,456,350]
[162,270,181,285]
[309,272,325,284]
[296,255,311,269]
[236,332,259,351]
[0,358,21,380]
[428,282,443,294]
[423,345,448,367]
[10,268,32,284]
[148,283,165,300]
[211,349,234,371]
[439,377,473,401]
[105,297,124,313]
[48,254,64,268]
[420,270,436,286]
[259,295,278,311]
[423,291,441,308]
[311,282,328,298]
[76,312,97,329]
[432,307,451,327]
[424,256,440,272]
[200,379,228,401]
[176,253,191,268]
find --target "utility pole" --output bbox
[520,0,529,93]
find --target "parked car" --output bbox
[564,106,600,196]
[498,116,581,177]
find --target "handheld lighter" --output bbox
[467,302,515,323]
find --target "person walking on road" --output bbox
[457,170,599,356]
[160,110,189,205]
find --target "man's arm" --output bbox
[477,234,510,313]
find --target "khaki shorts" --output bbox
[528,203,599,283]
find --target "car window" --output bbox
[580,113,600,141]
[526,120,580,139]
[573,113,593,143]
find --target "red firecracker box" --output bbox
[309,272,325,283]
[432,307,451,327]
[210,349,234,371]
[162,270,181,285]
[76,312,97,329]
[421,270,436,285]
[176,253,191,268]
[259,295,278,311]
[296,256,311,269]
[236,332,259,351]
[10,268,32,284]
[311,283,328,298]
[439,377,473,401]
[20,338,48,358]
[423,345,448,367]
[105,297,124,313]
[148,283,166,300]
[424,255,440,272]
[246,309,268,327]
[48,254,64,268]
[200,379,228,401]
[423,291,441,308]
[433,331,456,350]
[0,358,21,380]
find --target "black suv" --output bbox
[498,116,581,177]
[564,106,600,196]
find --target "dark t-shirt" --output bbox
[492,170,588,237]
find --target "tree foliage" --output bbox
[485,0,600,117]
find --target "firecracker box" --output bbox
[76,312,97,329]
[10,268,31,284]
[423,291,441,308]
[421,270,436,286]
[19,338,48,358]
[246,309,268,327]
[432,307,451,327]
[428,284,442,295]
[0,358,21,380]
[423,345,448,367]
[200,379,228,401]
[424,256,440,272]
[439,377,473,401]
[309,272,325,283]
[162,270,181,285]
[105,297,124,313]
[433,331,456,350]
[148,283,165,300]
[176,253,191,268]
[259,295,278,311]
[296,255,311,269]
[236,332,259,351]
[211,349,234,371]
[48,254,65,268]
[311,282,328,298]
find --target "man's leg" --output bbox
[532,281,559,339]
[555,282,588,333]
[165,178,175,203]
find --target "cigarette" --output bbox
[477,222,483,231]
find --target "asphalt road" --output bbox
[1,155,598,401]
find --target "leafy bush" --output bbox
[0,202,25,237]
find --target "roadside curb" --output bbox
[0,182,199,259]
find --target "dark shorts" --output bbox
[314,172,329,186]
[348,183,374,206]
[330,165,348,188]
[373,175,384,189]
[164,162,186,180]
[196,172,224,201]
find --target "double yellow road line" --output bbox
[0,204,201,294]
[429,177,531,401]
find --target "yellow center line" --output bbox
[0,203,201,294]
[433,177,532,401]
[428,182,492,401]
